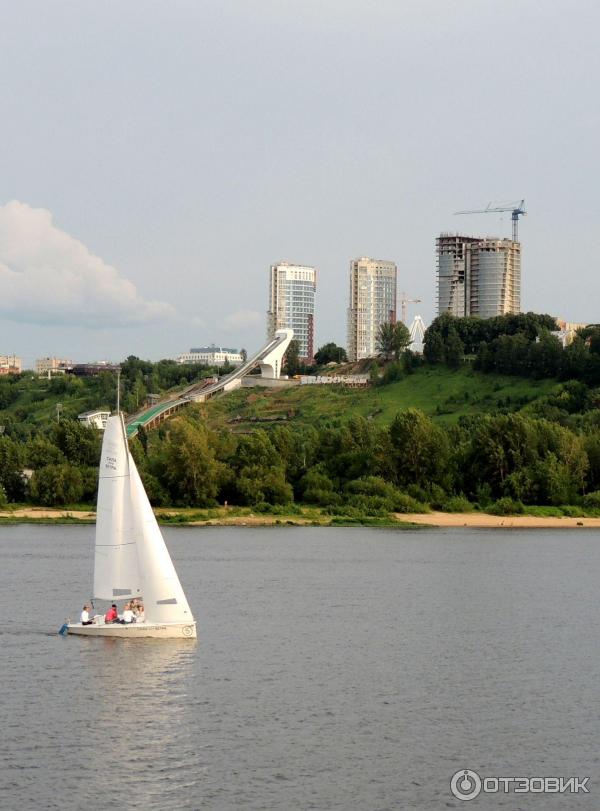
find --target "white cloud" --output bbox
[0,201,175,327]
[223,309,262,330]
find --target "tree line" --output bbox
[1,402,599,515]
[423,312,600,383]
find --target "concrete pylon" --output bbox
[259,329,294,378]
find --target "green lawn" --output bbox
[201,366,557,430]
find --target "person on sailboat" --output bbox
[105,604,118,623]
[135,604,145,623]
[80,605,93,626]
[121,603,135,624]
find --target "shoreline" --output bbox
[0,507,599,528]
[397,511,600,528]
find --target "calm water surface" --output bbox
[0,525,599,810]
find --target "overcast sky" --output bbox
[1,0,598,366]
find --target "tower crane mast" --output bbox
[454,199,526,242]
[399,292,421,325]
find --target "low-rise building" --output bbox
[72,362,120,377]
[0,355,22,375]
[553,319,588,347]
[78,410,111,430]
[176,346,243,366]
[35,356,73,376]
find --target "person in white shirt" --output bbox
[121,603,134,624]
[80,604,93,626]
[136,604,145,623]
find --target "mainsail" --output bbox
[93,416,143,601]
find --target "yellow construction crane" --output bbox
[399,292,421,325]
[454,199,526,242]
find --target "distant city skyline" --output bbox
[0,2,598,364]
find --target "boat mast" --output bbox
[116,367,121,415]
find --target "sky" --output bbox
[0,0,598,367]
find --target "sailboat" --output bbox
[65,413,196,639]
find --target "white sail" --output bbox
[128,455,194,625]
[93,415,143,601]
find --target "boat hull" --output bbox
[66,621,197,639]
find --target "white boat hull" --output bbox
[66,621,197,639]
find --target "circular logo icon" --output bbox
[450,770,482,801]
[182,625,194,637]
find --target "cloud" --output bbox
[223,309,262,330]
[0,201,175,327]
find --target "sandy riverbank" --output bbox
[0,508,96,521]
[398,511,600,528]
[1,506,599,528]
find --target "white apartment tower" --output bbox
[437,235,521,318]
[347,257,397,361]
[267,262,317,362]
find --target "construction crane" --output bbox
[454,199,526,242]
[399,292,421,324]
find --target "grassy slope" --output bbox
[201,367,556,431]
[0,366,557,434]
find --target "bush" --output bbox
[392,492,428,513]
[344,494,392,516]
[0,484,7,508]
[488,497,525,515]
[559,505,584,517]
[439,495,473,513]
[345,477,426,513]
[583,491,600,509]
[327,505,371,519]
[254,502,302,515]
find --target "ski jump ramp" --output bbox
[126,329,294,437]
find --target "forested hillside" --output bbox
[1,314,600,517]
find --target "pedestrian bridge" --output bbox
[126,329,293,438]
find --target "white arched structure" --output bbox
[259,328,294,379]
[409,315,426,354]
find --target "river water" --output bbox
[0,525,598,810]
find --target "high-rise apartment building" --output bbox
[267,262,317,362]
[347,257,397,361]
[437,235,521,318]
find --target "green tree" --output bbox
[314,342,348,365]
[423,329,444,364]
[155,418,224,506]
[0,436,26,501]
[388,409,451,490]
[51,420,101,467]
[444,328,464,369]
[299,466,340,505]
[28,464,84,506]
[376,322,396,360]
[283,340,301,376]
[25,436,66,469]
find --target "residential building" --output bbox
[35,356,73,376]
[347,257,397,361]
[436,234,521,318]
[0,355,21,375]
[176,346,243,366]
[267,262,317,362]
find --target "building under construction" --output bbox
[436,234,521,318]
